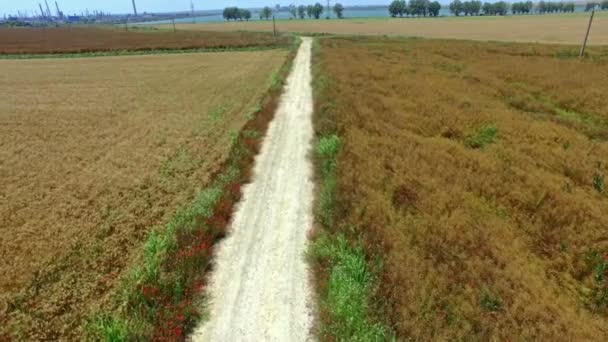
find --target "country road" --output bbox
[190,37,315,341]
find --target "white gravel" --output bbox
[190,37,315,342]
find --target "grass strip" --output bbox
[86,37,300,342]
[309,37,394,341]
[0,44,291,60]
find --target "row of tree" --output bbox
[448,0,579,16]
[222,7,252,21]
[288,3,345,19]
[587,1,608,10]
[388,0,442,17]
[538,1,576,13]
[225,3,347,21]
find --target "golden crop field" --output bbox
[171,12,608,45]
[312,36,608,340]
[0,49,287,339]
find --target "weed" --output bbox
[209,106,227,123]
[480,289,503,312]
[464,125,498,149]
[594,173,604,193]
[555,49,579,59]
[317,134,340,177]
[88,315,131,342]
[312,233,390,341]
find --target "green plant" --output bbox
[312,233,389,341]
[89,315,130,342]
[481,289,503,312]
[317,134,340,177]
[465,125,498,149]
[594,173,604,193]
[315,135,341,228]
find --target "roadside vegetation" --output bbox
[0,27,290,55]
[312,35,608,340]
[0,46,291,340]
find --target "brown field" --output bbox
[0,26,290,54]
[0,49,287,339]
[314,36,608,340]
[172,12,608,45]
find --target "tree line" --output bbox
[222,7,252,21]
[388,0,607,18]
[388,0,442,17]
[288,3,346,19]
[224,3,347,21]
[587,1,608,10]
[448,0,579,16]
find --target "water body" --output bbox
[140,5,591,25]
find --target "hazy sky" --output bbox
[1,0,386,16]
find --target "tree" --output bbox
[482,2,493,14]
[312,2,324,18]
[586,2,599,11]
[564,2,576,12]
[389,0,406,17]
[288,4,297,18]
[428,1,441,16]
[241,9,252,21]
[409,0,430,16]
[602,0,608,10]
[470,0,481,15]
[450,0,464,15]
[260,6,273,20]
[493,1,508,15]
[298,5,306,18]
[465,1,482,15]
[306,5,314,18]
[223,7,241,21]
[333,3,345,18]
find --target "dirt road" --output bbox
[190,37,314,341]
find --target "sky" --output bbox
[0,0,386,16]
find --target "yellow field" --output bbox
[0,50,287,339]
[168,12,608,45]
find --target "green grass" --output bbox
[464,125,498,149]
[311,233,390,341]
[0,45,288,60]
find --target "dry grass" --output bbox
[0,26,290,54]
[171,12,608,45]
[314,36,608,340]
[0,49,287,340]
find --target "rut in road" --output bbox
[190,37,315,341]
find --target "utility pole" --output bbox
[327,0,331,19]
[39,3,46,18]
[272,15,276,36]
[131,0,138,17]
[580,7,595,58]
[191,0,195,23]
[172,18,176,32]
